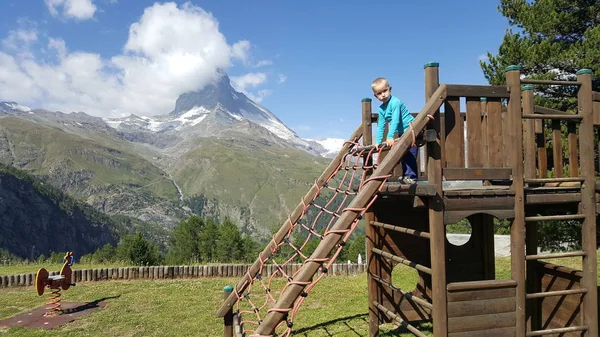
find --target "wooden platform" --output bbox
[378,182,590,223]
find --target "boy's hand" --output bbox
[385,139,395,147]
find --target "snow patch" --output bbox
[7,102,32,112]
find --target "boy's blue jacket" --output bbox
[376,95,414,144]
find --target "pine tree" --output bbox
[166,216,205,264]
[481,0,600,110]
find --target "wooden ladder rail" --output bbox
[520,70,598,337]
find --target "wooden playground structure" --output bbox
[218,63,599,337]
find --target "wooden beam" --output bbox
[443,168,512,180]
[576,69,598,337]
[592,91,600,102]
[533,105,573,115]
[505,65,526,337]
[521,79,580,86]
[425,62,448,337]
[523,89,537,179]
[447,279,517,292]
[446,84,510,98]
[378,182,438,196]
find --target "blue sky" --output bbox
[0,0,512,140]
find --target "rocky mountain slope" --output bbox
[0,72,337,237]
[0,164,168,259]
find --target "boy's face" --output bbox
[373,84,392,103]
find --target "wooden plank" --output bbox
[466,97,483,167]
[378,182,438,196]
[445,210,514,224]
[567,122,579,176]
[592,91,600,102]
[594,101,600,126]
[576,70,598,337]
[443,168,512,180]
[481,99,490,167]
[444,196,515,212]
[551,120,563,177]
[449,327,515,337]
[448,311,516,333]
[535,120,548,178]
[521,79,580,86]
[448,297,516,318]
[533,105,573,115]
[525,193,580,205]
[448,279,517,292]
[446,84,510,98]
[444,97,464,167]
[487,99,504,167]
[523,89,537,179]
[522,113,582,120]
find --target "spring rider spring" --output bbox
[35,252,76,317]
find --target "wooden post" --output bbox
[523,82,540,332]
[534,119,547,178]
[505,65,526,337]
[522,86,536,179]
[466,97,482,167]
[576,68,598,337]
[363,97,380,337]
[481,97,489,168]
[567,122,579,176]
[424,62,447,336]
[223,285,233,337]
[551,120,563,177]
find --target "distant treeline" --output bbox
[75,215,367,266]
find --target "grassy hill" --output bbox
[0,114,334,238]
[172,136,330,236]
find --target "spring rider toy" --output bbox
[35,252,76,317]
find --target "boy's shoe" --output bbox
[399,176,416,184]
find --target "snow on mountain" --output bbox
[0,101,33,114]
[102,72,318,153]
[307,138,347,158]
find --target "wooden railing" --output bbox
[0,263,368,288]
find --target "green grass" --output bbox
[0,253,597,336]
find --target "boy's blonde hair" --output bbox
[371,77,390,90]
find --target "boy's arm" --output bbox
[376,110,385,144]
[387,100,401,140]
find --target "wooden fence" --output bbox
[0,263,367,288]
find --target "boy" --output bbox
[372,77,418,184]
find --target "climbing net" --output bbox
[230,134,394,337]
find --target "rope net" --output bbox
[230,132,395,337]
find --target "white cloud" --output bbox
[278,73,287,84]
[46,0,97,21]
[0,2,264,117]
[255,59,272,67]
[230,72,271,101]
